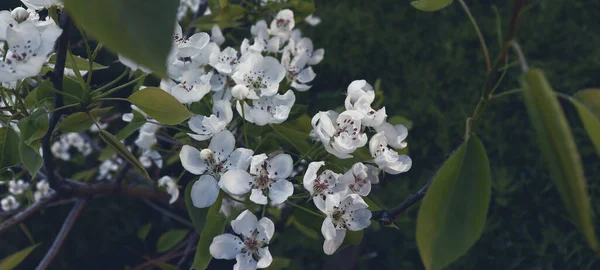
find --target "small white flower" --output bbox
[236,90,295,126]
[339,163,379,196]
[97,158,122,180]
[169,68,212,104]
[210,210,274,269]
[317,194,371,255]
[311,110,368,159]
[1,195,20,212]
[269,9,295,40]
[304,14,322,26]
[231,53,285,98]
[135,130,157,150]
[172,23,210,58]
[291,37,324,66]
[220,153,294,205]
[369,131,412,174]
[344,80,386,127]
[181,130,254,208]
[281,49,315,91]
[231,84,253,100]
[211,25,225,45]
[140,149,162,168]
[51,140,70,161]
[158,176,180,204]
[303,161,348,210]
[209,47,238,75]
[11,7,29,22]
[8,179,29,195]
[33,180,50,202]
[374,122,408,149]
[188,100,233,141]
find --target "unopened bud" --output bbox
[200,149,213,160]
[11,7,29,23]
[231,84,250,100]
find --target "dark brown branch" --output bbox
[185,0,209,38]
[133,233,197,270]
[372,180,431,226]
[40,9,73,194]
[0,190,58,235]
[36,199,87,270]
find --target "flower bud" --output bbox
[231,84,250,100]
[11,7,29,23]
[200,149,213,160]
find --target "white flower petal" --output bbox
[220,169,253,196]
[231,209,258,236]
[268,180,293,204]
[256,247,273,268]
[323,229,346,255]
[250,188,268,205]
[210,234,243,259]
[191,175,220,208]
[179,145,208,175]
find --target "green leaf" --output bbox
[19,140,43,176]
[62,0,177,77]
[270,124,310,154]
[416,135,491,270]
[0,169,14,183]
[17,109,49,145]
[264,257,292,270]
[571,89,600,155]
[192,192,227,270]
[128,87,193,125]
[137,223,152,241]
[116,110,147,140]
[72,168,97,182]
[58,107,112,133]
[520,69,598,251]
[340,230,364,250]
[156,229,189,253]
[411,0,453,12]
[0,244,40,269]
[388,115,413,130]
[49,52,108,71]
[185,180,211,234]
[0,127,21,170]
[98,130,150,179]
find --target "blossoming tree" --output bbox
[0,0,599,269]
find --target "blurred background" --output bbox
[1,0,600,269]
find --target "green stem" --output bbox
[286,200,324,218]
[458,0,491,73]
[261,204,267,218]
[98,97,130,102]
[67,49,88,91]
[488,88,522,101]
[240,102,249,147]
[93,68,129,93]
[49,103,79,113]
[96,74,147,98]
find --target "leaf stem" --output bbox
[96,74,147,98]
[458,0,491,73]
[286,200,324,218]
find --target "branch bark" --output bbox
[0,190,58,235]
[36,199,87,270]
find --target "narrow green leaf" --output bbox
[192,192,226,270]
[0,244,40,269]
[411,0,453,12]
[49,52,108,70]
[416,135,491,270]
[17,109,49,145]
[0,127,21,170]
[571,89,600,155]
[520,69,598,251]
[185,180,211,234]
[58,107,112,133]
[137,223,152,241]
[128,87,193,125]
[156,229,189,253]
[98,130,150,179]
[62,0,178,76]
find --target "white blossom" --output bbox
[210,210,274,269]
[311,110,368,159]
[209,47,239,75]
[281,49,315,91]
[338,163,379,196]
[33,180,50,202]
[369,131,412,174]
[303,161,347,211]
[317,194,371,255]
[220,153,294,205]
[344,80,386,127]
[158,176,179,204]
[269,9,294,40]
[169,68,212,104]
[211,25,225,46]
[374,122,408,149]
[304,14,322,26]
[8,179,29,195]
[188,100,233,141]
[236,90,295,126]
[1,195,20,212]
[140,149,163,168]
[231,53,285,98]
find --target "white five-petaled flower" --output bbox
[220,153,294,205]
[0,12,62,82]
[369,131,412,174]
[209,47,239,75]
[180,130,253,208]
[374,122,409,149]
[236,90,295,126]
[210,210,274,270]
[311,110,368,159]
[1,195,20,212]
[318,194,372,255]
[140,149,163,168]
[339,163,379,197]
[188,100,233,141]
[303,161,347,211]
[169,68,212,104]
[231,53,285,98]
[158,176,180,204]
[172,23,210,58]
[34,180,50,202]
[8,179,29,195]
[269,9,294,40]
[281,49,316,91]
[344,80,386,127]
[290,37,324,66]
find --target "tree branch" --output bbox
[36,199,87,270]
[40,9,72,194]
[185,0,209,38]
[372,179,431,226]
[0,190,58,235]
[133,233,197,270]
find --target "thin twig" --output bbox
[142,200,194,228]
[185,0,209,38]
[133,233,197,270]
[372,180,431,226]
[458,0,491,73]
[40,9,72,194]
[36,199,87,270]
[0,190,58,235]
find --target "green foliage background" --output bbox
[1,0,600,269]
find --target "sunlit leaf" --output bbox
[0,244,39,269]
[416,135,491,270]
[58,107,112,133]
[128,87,193,125]
[137,223,152,241]
[156,229,189,253]
[62,0,178,76]
[0,127,21,170]
[520,69,598,250]
[411,0,453,12]
[571,89,600,155]
[192,192,226,270]
[19,140,43,176]
[17,109,49,145]
[49,51,108,71]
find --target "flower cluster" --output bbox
[51,133,93,161]
[1,178,51,212]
